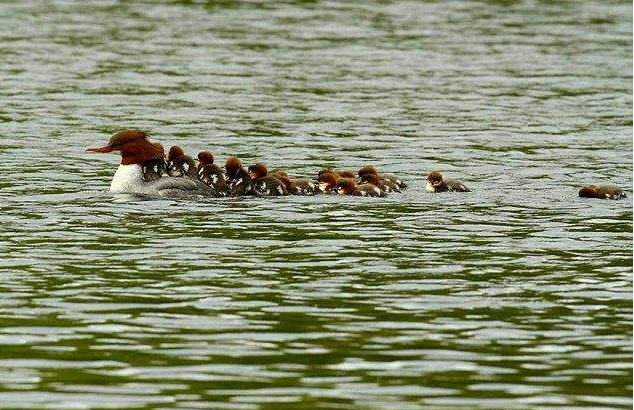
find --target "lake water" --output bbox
[0,1,632,409]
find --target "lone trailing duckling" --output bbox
[578,185,626,200]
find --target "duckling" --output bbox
[358,165,407,189]
[337,177,385,197]
[167,146,197,178]
[142,142,168,182]
[579,185,627,200]
[248,163,288,196]
[360,173,394,195]
[317,172,340,194]
[425,171,470,193]
[291,177,319,195]
[197,151,228,196]
[272,172,319,195]
[225,156,253,196]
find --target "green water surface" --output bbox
[0,1,632,409]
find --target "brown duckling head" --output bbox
[248,163,268,179]
[337,178,357,195]
[318,172,339,191]
[360,173,382,186]
[168,145,186,161]
[427,171,444,186]
[578,186,599,198]
[197,151,214,165]
[358,165,379,178]
[276,174,294,190]
[225,156,244,179]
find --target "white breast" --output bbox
[110,164,145,193]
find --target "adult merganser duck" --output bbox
[225,156,253,196]
[247,163,288,196]
[337,177,385,197]
[579,185,627,200]
[141,142,168,182]
[358,165,407,189]
[425,171,470,193]
[197,151,229,196]
[317,172,339,194]
[167,146,197,178]
[86,129,219,198]
[270,170,319,195]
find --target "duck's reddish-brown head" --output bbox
[86,129,163,165]
[248,163,268,179]
[168,145,185,161]
[579,186,599,198]
[427,171,444,187]
[358,166,378,178]
[361,173,381,186]
[225,156,243,179]
[197,151,214,165]
[337,178,357,195]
